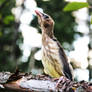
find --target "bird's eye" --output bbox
[44,15,49,19]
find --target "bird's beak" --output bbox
[35,10,49,20]
[35,10,43,18]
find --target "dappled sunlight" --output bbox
[69,5,90,81]
[19,24,42,48]
[0,0,91,82]
[69,36,89,69]
[74,68,89,81]
[12,0,42,63]
[20,10,33,24]
[34,49,42,61]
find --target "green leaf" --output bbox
[0,32,2,37]
[0,0,5,5]
[91,15,92,24]
[3,15,14,24]
[63,2,89,12]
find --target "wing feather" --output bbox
[52,37,73,80]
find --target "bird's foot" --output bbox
[55,76,64,88]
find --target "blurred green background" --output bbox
[0,0,92,82]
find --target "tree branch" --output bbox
[0,72,92,92]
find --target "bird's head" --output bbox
[35,10,54,37]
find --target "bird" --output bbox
[35,10,73,81]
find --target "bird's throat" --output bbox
[42,27,54,38]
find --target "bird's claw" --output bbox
[55,76,64,88]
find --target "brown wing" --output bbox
[52,38,73,81]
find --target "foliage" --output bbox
[64,2,89,11]
[0,0,22,72]
[91,15,92,24]
[32,0,79,47]
[0,0,82,72]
